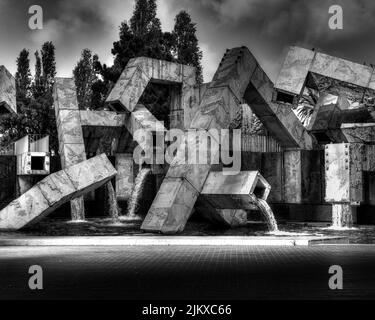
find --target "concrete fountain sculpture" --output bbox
[1,45,375,233]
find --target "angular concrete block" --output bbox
[38,170,76,206]
[275,46,316,96]
[106,66,150,113]
[65,154,116,195]
[59,144,86,168]
[128,104,166,134]
[0,154,117,230]
[166,131,219,190]
[190,85,240,131]
[310,52,373,89]
[0,66,16,114]
[200,171,270,210]
[53,78,80,113]
[341,123,375,143]
[211,47,257,98]
[141,177,199,234]
[80,110,127,127]
[197,198,248,227]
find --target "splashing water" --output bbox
[253,198,279,232]
[126,168,151,218]
[70,198,86,223]
[329,204,356,230]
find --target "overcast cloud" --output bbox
[1,0,375,83]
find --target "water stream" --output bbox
[253,198,279,232]
[126,168,151,218]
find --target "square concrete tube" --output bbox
[105,57,196,114]
[141,177,199,234]
[54,78,87,221]
[197,171,270,228]
[200,171,270,209]
[0,66,16,114]
[275,46,375,103]
[244,63,313,150]
[0,154,117,230]
[307,93,348,143]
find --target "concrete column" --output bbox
[53,78,87,221]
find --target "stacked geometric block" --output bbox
[0,154,117,230]
[54,78,88,220]
[275,46,375,227]
[141,47,312,233]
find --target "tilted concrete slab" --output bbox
[341,123,375,143]
[307,93,348,143]
[200,171,270,210]
[80,110,126,127]
[243,61,313,149]
[53,78,87,219]
[0,154,117,230]
[275,47,316,97]
[275,46,375,103]
[106,57,196,115]
[141,177,199,234]
[0,66,16,114]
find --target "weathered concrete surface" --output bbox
[275,46,375,103]
[332,204,357,228]
[53,78,87,219]
[283,150,323,204]
[197,171,270,228]
[341,123,375,143]
[0,154,117,230]
[244,62,313,149]
[17,152,50,175]
[275,46,316,96]
[106,57,196,116]
[325,143,364,204]
[142,46,313,233]
[141,177,199,234]
[0,66,16,114]
[200,171,270,208]
[307,93,346,143]
[142,48,254,233]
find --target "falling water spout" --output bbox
[126,167,151,218]
[253,197,279,232]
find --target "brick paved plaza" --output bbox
[1,245,375,300]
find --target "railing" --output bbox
[241,134,282,152]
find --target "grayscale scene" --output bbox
[0,0,375,306]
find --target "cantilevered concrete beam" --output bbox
[0,154,117,230]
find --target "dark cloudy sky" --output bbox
[1,0,375,83]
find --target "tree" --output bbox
[15,49,31,100]
[31,51,44,99]
[73,49,97,110]
[41,41,56,93]
[0,43,58,154]
[172,11,203,83]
